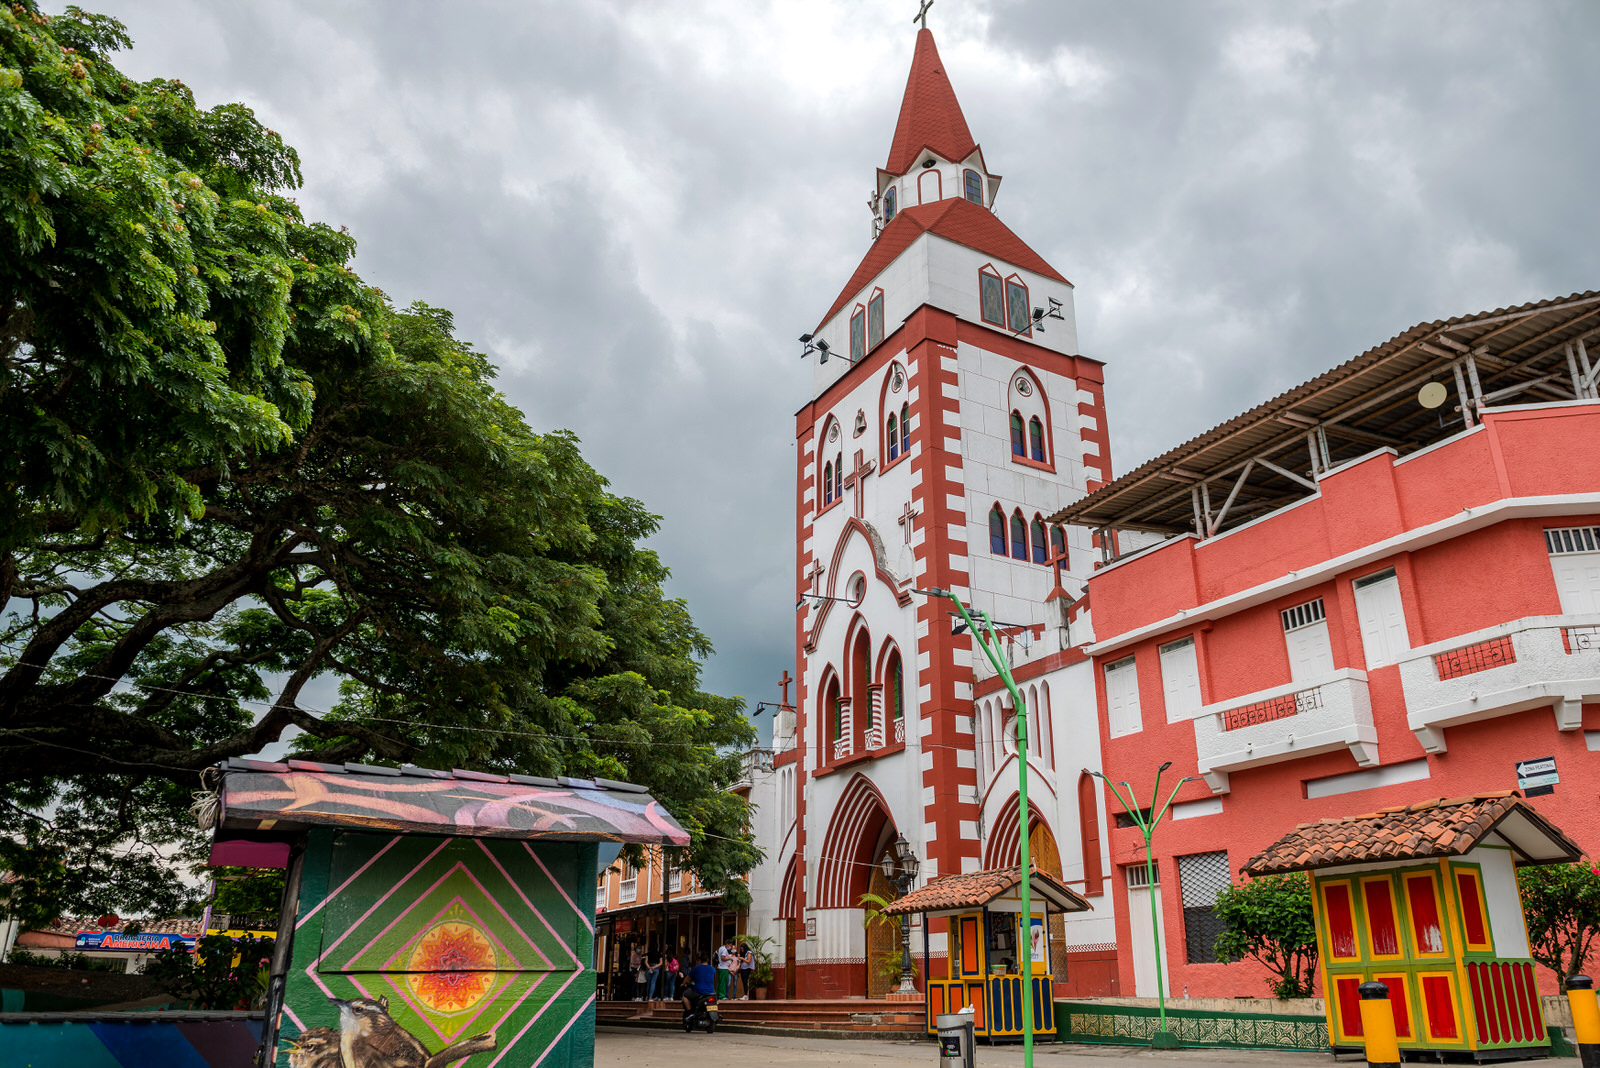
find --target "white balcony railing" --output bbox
[1398,613,1600,753]
[1192,669,1377,794]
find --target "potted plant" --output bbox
[743,934,777,999]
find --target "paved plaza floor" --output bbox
[595,1027,1335,1067]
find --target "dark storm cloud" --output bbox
[94,1,1600,737]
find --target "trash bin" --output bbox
[936,1012,975,1068]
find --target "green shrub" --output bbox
[1213,872,1318,999]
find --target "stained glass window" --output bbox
[891,657,904,721]
[850,309,866,364]
[867,292,884,349]
[1029,417,1045,461]
[990,506,1006,555]
[900,404,911,454]
[823,461,833,504]
[883,186,896,223]
[980,270,1004,325]
[887,413,899,460]
[1010,511,1028,560]
[1010,411,1025,456]
[964,169,983,204]
[1007,278,1030,334]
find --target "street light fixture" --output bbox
[880,832,921,997]
[1087,763,1199,1049]
[911,586,1040,1068]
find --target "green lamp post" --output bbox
[914,587,1039,1068]
[1088,763,1198,1049]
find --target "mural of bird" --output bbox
[329,995,429,1068]
[285,1027,340,1068]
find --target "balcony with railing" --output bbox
[1192,668,1377,794]
[1398,613,1600,753]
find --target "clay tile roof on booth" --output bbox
[880,865,1092,916]
[886,29,978,176]
[1242,792,1583,876]
[816,198,1067,332]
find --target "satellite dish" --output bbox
[1418,381,1448,409]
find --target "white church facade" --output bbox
[744,27,1123,1000]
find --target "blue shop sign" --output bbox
[74,931,196,952]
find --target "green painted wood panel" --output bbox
[276,830,597,1068]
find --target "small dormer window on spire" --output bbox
[883,187,897,223]
[964,169,983,204]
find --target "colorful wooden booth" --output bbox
[1244,792,1582,1061]
[882,866,1090,1042]
[207,757,688,1068]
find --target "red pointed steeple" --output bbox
[885,28,977,176]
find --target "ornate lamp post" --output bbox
[914,586,1037,1068]
[880,832,921,996]
[1088,763,1198,1049]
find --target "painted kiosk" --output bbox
[882,866,1090,1042]
[1243,792,1582,1062]
[207,757,688,1068]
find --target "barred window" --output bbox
[1546,526,1600,554]
[1177,851,1232,964]
[1124,862,1159,888]
[1280,598,1326,632]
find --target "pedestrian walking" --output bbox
[738,940,755,1000]
[715,937,734,999]
[629,942,644,1001]
[644,945,663,1001]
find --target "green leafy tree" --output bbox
[144,933,272,1009]
[1213,873,1319,999]
[0,2,757,922]
[1517,860,1600,990]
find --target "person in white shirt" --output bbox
[715,938,735,999]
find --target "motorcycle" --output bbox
[681,992,720,1034]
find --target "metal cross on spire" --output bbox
[914,0,933,29]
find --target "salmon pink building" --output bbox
[1056,292,1600,1000]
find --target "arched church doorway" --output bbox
[1029,820,1069,980]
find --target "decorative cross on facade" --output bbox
[841,449,876,519]
[778,670,793,708]
[1049,543,1070,595]
[898,500,921,545]
[914,0,933,29]
[805,561,825,597]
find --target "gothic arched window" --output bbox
[1010,510,1028,561]
[867,289,885,349]
[850,307,866,364]
[979,266,1004,326]
[1031,517,1048,564]
[989,505,1007,556]
[1051,525,1068,567]
[900,403,911,455]
[1010,411,1025,456]
[823,460,834,505]
[1029,416,1045,462]
[1005,275,1030,335]
[883,186,897,223]
[888,650,904,722]
[964,169,983,204]
[887,412,899,461]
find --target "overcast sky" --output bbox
[93,0,1600,741]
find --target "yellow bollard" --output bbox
[1567,975,1600,1068]
[1358,980,1400,1068]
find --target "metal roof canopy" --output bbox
[1051,291,1600,547]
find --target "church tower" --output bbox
[767,26,1117,1000]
